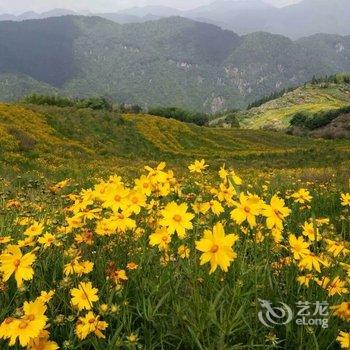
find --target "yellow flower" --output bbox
[188,159,208,173]
[270,227,283,243]
[126,262,139,270]
[75,311,108,340]
[38,290,55,304]
[0,236,12,244]
[38,233,58,248]
[99,304,109,313]
[231,193,262,228]
[296,274,314,287]
[64,258,94,276]
[317,276,348,296]
[28,330,59,350]
[0,298,47,347]
[102,187,130,212]
[263,195,291,230]
[70,282,99,311]
[341,193,350,207]
[126,333,139,343]
[113,210,136,233]
[75,230,94,245]
[298,253,324,273]
[178,244,190,259]
[216,183,236,203]
[0,245,36,288]
[302,221,321,241]
[24,222,44,237]
[219,165,229,180]
[111,269,128,284]
[195,222,238,274]
[331,302,350,322]
[192,201,210,215]
[126,191,146,214]
[135,175,152,196]
[209,200,224,216]
[159,202,194,239]
[337,331,350,349]
[230,170,242,186]
[291,188,312,204]
[149,227,172,251]
[288,234,310,260]
[325,239,349,257]
[66,215,83,232]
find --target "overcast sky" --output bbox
[0,0,302,14]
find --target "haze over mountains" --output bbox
[1,0,350,39]
[0,15,349,112]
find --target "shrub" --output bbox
[148,107,209,126]
[120,104,143,114]
[224,113,240,128]
[24,94,74,107]
[24,94,112,111]
[76,97,112,111]
[290,106,350,130]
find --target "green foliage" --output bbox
[290,105,350,130]
[24,94,112,111]
[223,113,240,128]
[148,106,209,126]
[311,73,350,85]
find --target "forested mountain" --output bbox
[1,15,350,112]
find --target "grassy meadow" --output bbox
[0,102,350,349]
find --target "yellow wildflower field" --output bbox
[0,161,349,349]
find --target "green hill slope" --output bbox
[236,81,350,129]
[1,102,349,179]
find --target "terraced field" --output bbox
[1,103,350,179]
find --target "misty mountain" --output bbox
[117,5,183,17]
[0,8,78,21]
[96,0,350,39]
[0,15,350,112]
[2,0,350,39]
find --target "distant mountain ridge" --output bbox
[0,8,78,21]
[1,16,350,112]
[1,0,349,39]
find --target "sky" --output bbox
[0,0,302,14]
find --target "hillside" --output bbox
[1,102,350,178]
[1,16,350,112]
[236,81,350,130]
